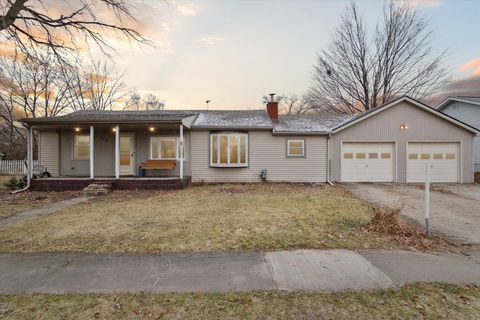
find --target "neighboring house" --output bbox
[436,96,480,172]
[21,96,478,190]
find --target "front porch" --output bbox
[26,118,194,190]
[30,176,192,191]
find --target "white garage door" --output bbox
[407,142,459,183]
[341,142,394,182]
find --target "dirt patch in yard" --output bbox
[0,283,479,319]
[0,184,461,254]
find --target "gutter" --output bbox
[326,134,334,186]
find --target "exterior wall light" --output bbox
[112,127,116,132]
[400,124,408,130]
[74,127,81,132]
[149,126,155,132]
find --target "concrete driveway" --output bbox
[343,183,480,245]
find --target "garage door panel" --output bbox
[342,143,394,182]
[407,143,459,183]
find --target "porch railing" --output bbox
[0,160,38,175]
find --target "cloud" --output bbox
[196,36,225,46]
[460,58,480,76]
[425,75,480,105]
[173,3,200,17]
[396,0,443,9]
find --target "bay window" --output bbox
[210,133,248,167]
[150,137,183,160]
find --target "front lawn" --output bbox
[0,187,79,220]
[1,283,479,319]
[0,184,451,253]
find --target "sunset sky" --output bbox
[50,0,480,109]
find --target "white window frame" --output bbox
[149,136,184,160]
[210,133,248,167]
[73,134,90,160]
[287,139,305,157]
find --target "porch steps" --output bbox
[82,183,112,196]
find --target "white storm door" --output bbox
[119,134,135,175]
[407,142,459,183]
[342,142,394,182]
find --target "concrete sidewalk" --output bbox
[0,197,89,227]
[1,249,479,294]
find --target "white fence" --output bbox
[0,160,38,175]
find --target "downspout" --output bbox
[12,125,32,194]
[326,134,334,186]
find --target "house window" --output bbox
[409,153,418,160]
[344,153,353,159]
[368,153,378,159]
[73,134,89,159]
[381,153,391,159]
[287,139,305,157]
[356,153,366,159]
[421,153,430,160]
[210,133,248,167]
[150,137,183,160]
[433,153,443,160]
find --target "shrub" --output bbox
[4,176,20,189]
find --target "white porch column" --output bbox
[26,126,33,186]
[89,126,94,179]
[179,124,184,179]
[115,125,120,179]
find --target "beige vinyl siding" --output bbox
[59,129,191,177]
[330,101,475,183]
[38,131,60,177]
[190,130,327,183]
[441,102,480,171]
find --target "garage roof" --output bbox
[332,96,479,134]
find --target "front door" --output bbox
[120,134,135,175]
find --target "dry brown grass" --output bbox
[0,190,80,220]
[363,205,457,251]
[0,184,459,253]
[1,283,479,319]
[0,184,398,253]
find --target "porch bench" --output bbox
[143,160,177,170]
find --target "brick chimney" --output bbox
[266,93,278,122]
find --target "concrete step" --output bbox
[82,183,112,196]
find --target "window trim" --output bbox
[286,138,305,158]
[73,134,90,160]
[149,136,184,160]
[209,132,248,168]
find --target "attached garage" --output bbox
[329,97,478,183]
[406,142,459,183]
[341,142,394,182]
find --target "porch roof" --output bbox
[22,110,198,124]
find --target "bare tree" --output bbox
[280,95,311,115]
[262,94,311,115]
[309,1,449,114]
[0,49,74,157]
[0,49,72,124]
[143,93,164,111]
[124,90,164,111]
[0,0,147,59]
[65,59,126,111]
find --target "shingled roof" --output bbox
[273,114,355,134]
[192,110,273,129]
[22,110,198,123]
[22,108,358,134]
